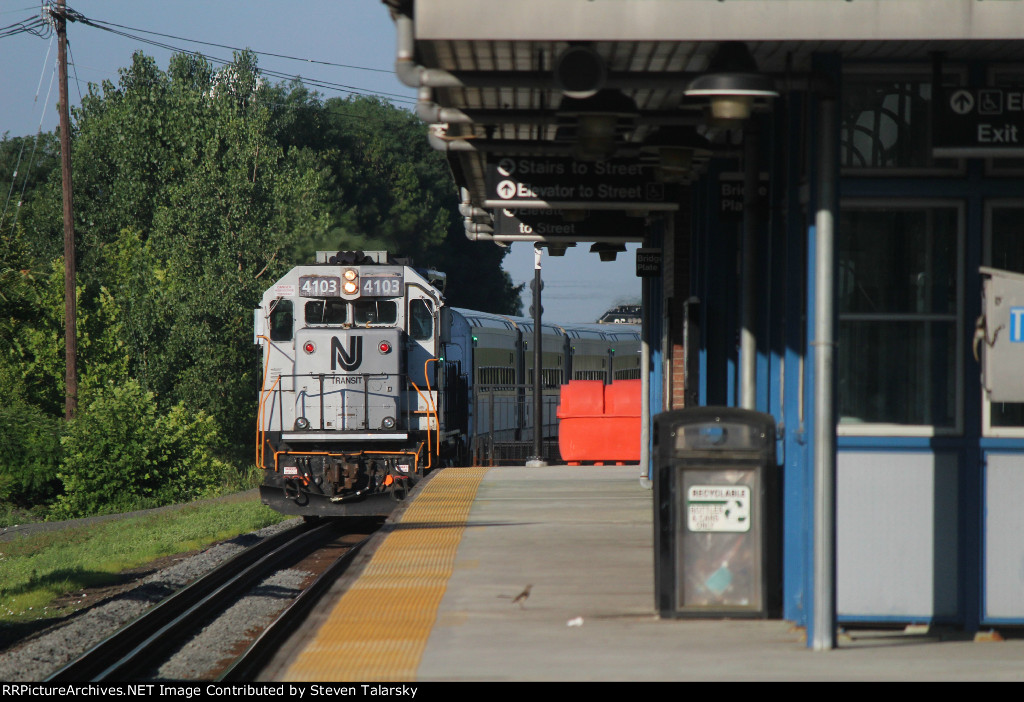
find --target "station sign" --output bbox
[717,173,770,221]
[492,207,645,240]
[932,87,1024,157]
[485,156,681,210]
[635,248,662,277]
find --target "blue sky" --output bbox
[1,0,640,323]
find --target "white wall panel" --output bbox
[985,454,1024,620]
[837,452,959,619]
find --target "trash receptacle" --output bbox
[653,407,778,618]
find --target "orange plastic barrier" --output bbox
[556,379,641,465]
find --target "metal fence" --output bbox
[470,384,561,465]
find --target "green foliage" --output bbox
[0,498,287,623]
[53,380,232,518]
[270,92,521,314]
[0,48,522,519]
[0,256,66,417]
[0,132,61,261]
[0,393,63,513]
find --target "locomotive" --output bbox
[254,250,639,517]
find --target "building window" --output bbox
[841,70,962,174]
[837,203,962,433]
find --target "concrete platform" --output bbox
[275,465,1024,682]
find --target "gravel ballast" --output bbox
[0,520,300,682]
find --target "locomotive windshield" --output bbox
[269,299,293,341]
[305,299,348,325]
[409,299,433,340]
[353,300,398,326]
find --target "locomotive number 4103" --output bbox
[299,276,340,297]
[361,276,403,297]
[299,275,403,297]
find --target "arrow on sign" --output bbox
[950,90,974,115]
[497,180,517,199]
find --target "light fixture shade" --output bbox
[685,72,778,99]
[684,42,778,121]
[640,127,712,182]
[590,243,627,262]
[558,90,639,160]
[554,45,606,99]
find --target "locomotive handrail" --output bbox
[423,358,441,466]
[261,371,425,436]
[257,375,280,467]
[306,371,402,433]
[255,334,280,468]
[409,357,440,470]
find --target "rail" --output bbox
[218,530,375,681]
[45,521,341,681]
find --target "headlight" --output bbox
[381,416,396,429]
[295,417,310,430]
[342,268,359,294]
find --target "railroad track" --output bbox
[45,518,378,682]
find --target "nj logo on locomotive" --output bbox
[331,336,363,371]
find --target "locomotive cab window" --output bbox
[354,300,397,326]
[269,299,293,341]
[305,299,348,325]
[409,299,433,340]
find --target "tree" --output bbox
[0,49,522,518]
[268,92,521,314]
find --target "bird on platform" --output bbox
[512,584,533,607]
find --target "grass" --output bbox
[0,494,289,629]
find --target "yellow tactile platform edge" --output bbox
[283,467,489,681]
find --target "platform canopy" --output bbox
[383,0,1024,244]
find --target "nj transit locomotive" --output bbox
[254,250,639,517]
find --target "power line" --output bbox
[2,35,57,234]
[54,6,414,105]
[0,15,51,39]
[1,6,45,17]
[83,16,395,76]
[66,33,83,103]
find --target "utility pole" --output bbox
[54,0,78,419]
[526,245,547,468]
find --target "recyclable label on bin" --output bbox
[687,485,751,532]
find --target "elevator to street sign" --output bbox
[485,156,681,210]
[493,207,645,240]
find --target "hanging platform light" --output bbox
[685,42,778,122]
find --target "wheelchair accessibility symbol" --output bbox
[979,90,1004,116]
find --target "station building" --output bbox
[381,0,1024,642]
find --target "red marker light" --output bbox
[379,341,391,354]
[303,341,316,354]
